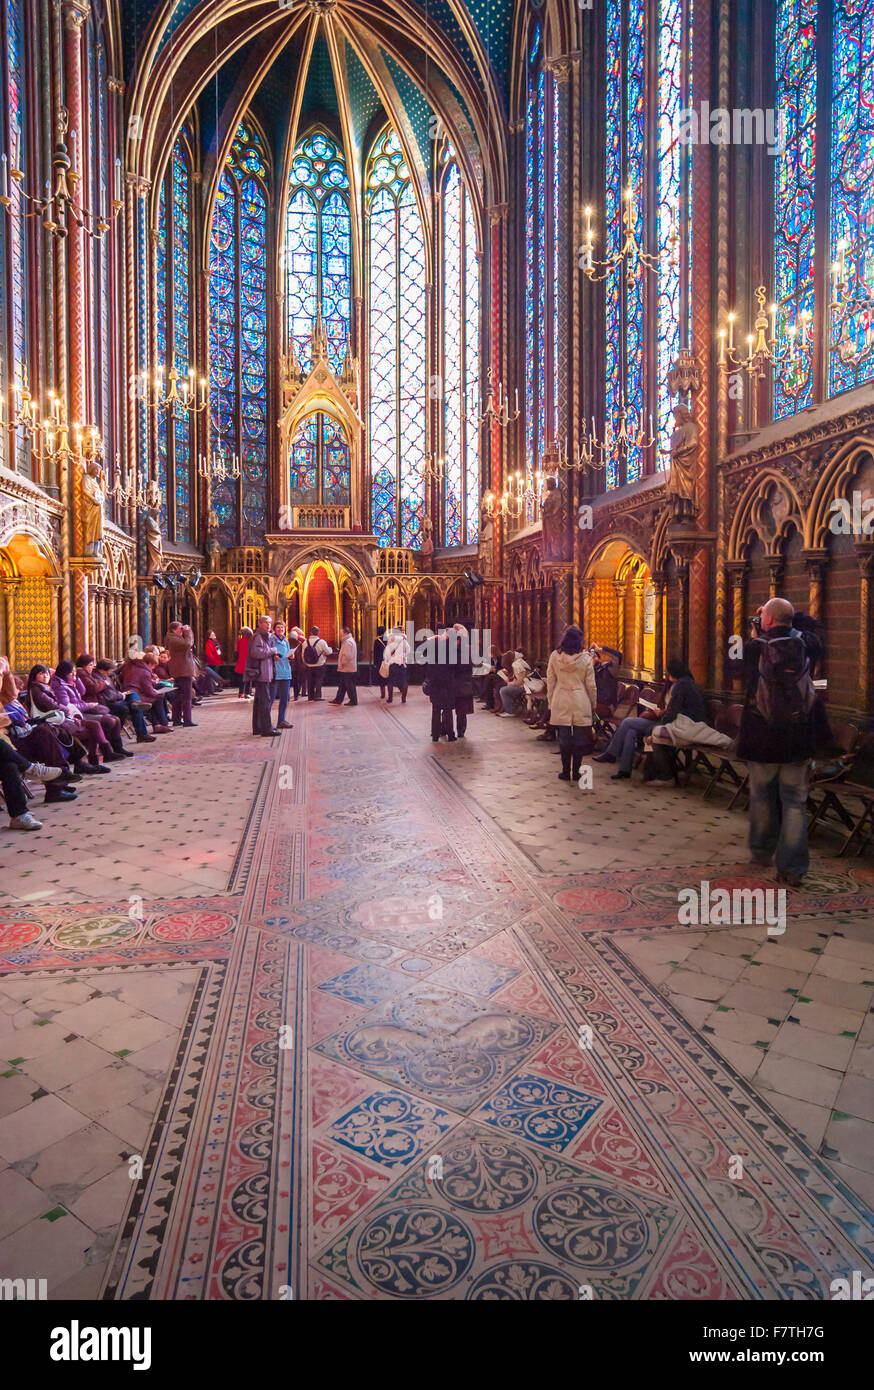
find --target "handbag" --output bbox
[379,660,390,679]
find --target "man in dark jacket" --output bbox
[424,630,457,742]
[248,614,280,737]
[737,596,821,886]
[164,622,197,728]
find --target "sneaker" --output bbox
[25,762,62,783]
[10,812,42,831]
[497,712,515,718]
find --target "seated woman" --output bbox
[595,659,709,782]
[0,659,78,801]
[51,660,133,761]
[497,651,530,717]
[121,650,173,732]
[0,733,66,830]
[77,654,155,744]
[28,664,111,773]
[648,666,731,786]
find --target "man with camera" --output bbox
[737,596,823,888]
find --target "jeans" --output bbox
[0,739,31,818]
[333,673,358,705]
[556,725,593,777]
[253,681,274,734]
[306,666,325,700]
[173,675,194,725]
[747,760,810,880]
[107,696,148,739]
[499,685,526,715]
[604,715,652,773]
[273,678,291,724]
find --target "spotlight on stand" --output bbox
[153,572,167,590]
[188,567,202,588]
[463,568,485,590]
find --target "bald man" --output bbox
[737,596,821,887]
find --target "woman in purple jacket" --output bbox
[28,665,111,772]
[50,660,132,761]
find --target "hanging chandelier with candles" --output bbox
[578,186,678,284]
[141,364,208,417]
[0,116,123,243]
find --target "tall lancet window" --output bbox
[155,137,193,540]
[441,155,480,547]
[604,0,692,487]
[6,0,29,475]
[829,0,874,397]
[773,0,817,418]
[525,22,560,477]
[367,128,427,549]
[208,120,269,547]
[285,131,351,508]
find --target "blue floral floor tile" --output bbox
[327,1091,454,1169]
[318,963,410,1007]
[476,1072,602,1152]
[428,957,520,998]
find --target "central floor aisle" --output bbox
[0,691,873,1299]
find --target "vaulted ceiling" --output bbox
[123,0,524,213]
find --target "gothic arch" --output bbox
[728,472,804,562]
[806,437,874,548]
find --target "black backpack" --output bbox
[302,639,321,667]
[751,632,816,727]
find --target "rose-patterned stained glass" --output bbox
[656,0,690,467]
[289,412,350,507]
[774,0,818,418]
[442,159,480,548]
[208,122,270,547]
[7,0,29,474]
[829,0,874,397]
[367,129,427,548]
[154,138,192,539]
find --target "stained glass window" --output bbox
[604,1,692,486]
[208,121,270,547]
[774,0,818,417]
[6,0,29,475]
[524,23,563,512]
[829,0,874,396]
[284,131,351,505]
[442,157,480,548]
[290,412,350,507]
[367,128,426,548]
[154,137,193,540]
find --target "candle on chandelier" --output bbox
[11,123,20,172]
[727,312,736,351]
[69,129,77,171]
[769,303,777,343]
[1,155,7,200]
[114,157,122,203]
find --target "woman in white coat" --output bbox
[383,627,411,704]
[546,625,598,781]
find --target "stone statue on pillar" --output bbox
[666,403,699,520]
[420,515,434,571]
[540,475,564,560]
[81,460,106,558]
[143,480,164,576]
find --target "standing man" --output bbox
[738,596,822,888]
[165,621,197,728]
[303,626,331,701]
[248,614,280,737]
[332,626,358,706]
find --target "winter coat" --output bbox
[272,637,292,681]
[338,635,358,673]
[165,627,197,679]
[247,629,277,684]
[77,667,121,709]
[49,672,95,717]
[546,649,597,729]
[205,639,222,667]
[121,659,166,704]
[424,636,456,710]
[382,632,410,668]
[235,636,250,675]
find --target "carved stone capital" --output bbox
[60,0,89,31]
[487,203,508,225]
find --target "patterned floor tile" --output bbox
[476,1072,602,1153]
[326,1091,454,1169]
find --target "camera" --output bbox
[748,614,762,634]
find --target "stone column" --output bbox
[767,557,784,599]
[727,562,748,692]
[580,578,595,648]
[632,578,647,676]
[3,579,20,669]
[803,551,828,622]
[855,546,874,714]
[651,573,665,683]
[612,579,626,658]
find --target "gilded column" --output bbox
[580,577,595,648]
[4,580,20,669]
[727,562,748,692]
[613,578,626,656]
[632,578,646,676]
[804,551,827,622]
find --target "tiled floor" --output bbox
[0,691,872,1299]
